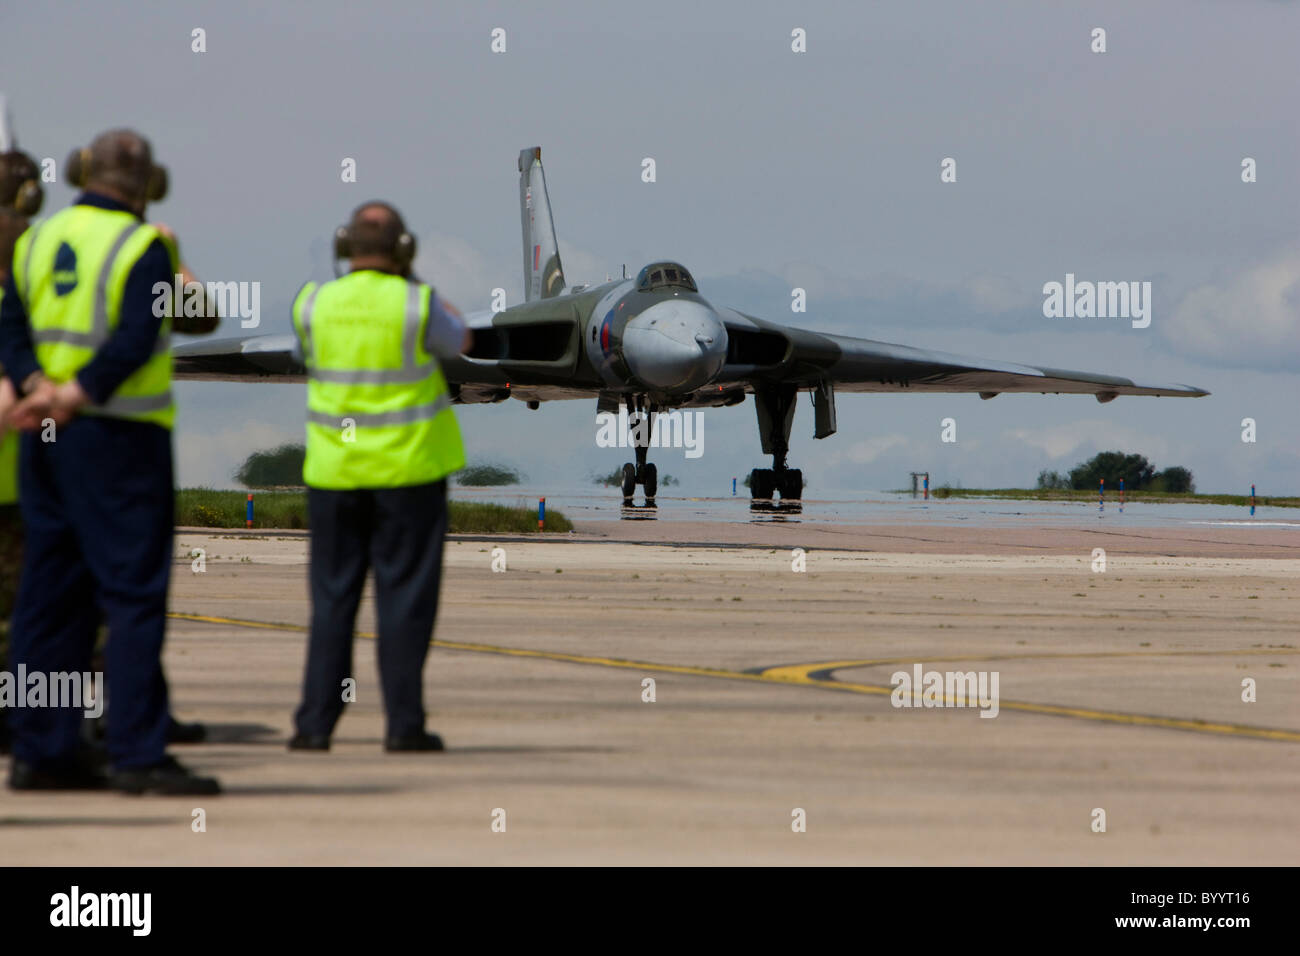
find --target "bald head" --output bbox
[85,128,156,206]
[347,202,407,258]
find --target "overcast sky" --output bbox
[3,0,1296,494]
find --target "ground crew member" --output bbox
[0,145,204,757]
[0,129,219,793]
[0,146,44,755]
[288,201,470,752]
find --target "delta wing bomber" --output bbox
[175,148,1208,502]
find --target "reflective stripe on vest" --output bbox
[295,272,465,490]
[20,219,43,302]
[99,391,175,415]
[301,281,434,385]
[0,429,17,506]
[305,392,452,428]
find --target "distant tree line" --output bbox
[235,443,305,488]
[594,468,679,487]
[456,463,524,486]
[234,448,528,489]
[1037,451,1194,493]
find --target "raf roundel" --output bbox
[599,309,614,356]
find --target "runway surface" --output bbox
[3,507,1297,865]
[459,486,1300,531]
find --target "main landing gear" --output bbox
[608,381,831,512]
[749,383,804,505]
[748,465,803,502]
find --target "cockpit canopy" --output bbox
[635,261,698,293]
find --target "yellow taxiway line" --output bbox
[169,612,1300,743]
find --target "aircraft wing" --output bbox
[172,331,604,404]
[173,311,1209,405]
[171,308,526,383]
[172,334,305,382]
[716,311,1209,400]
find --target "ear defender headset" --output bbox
[65,145,169,202]
[1,152,43,216]
[333,205,417,273]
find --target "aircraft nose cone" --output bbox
[623,299,728,392]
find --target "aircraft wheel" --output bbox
[780,469,803,501]
[750,468,773,500]
[621,462,637,498]
[643,463,658,499]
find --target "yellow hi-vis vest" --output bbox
[12,205,178,429]
[0,348,15,503]
[293,271,465,490]
[0,275,13,502]
[0,422,16,505]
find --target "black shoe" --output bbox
[9,754,109,791]
[384,732,445,752]
[168,719,207,745]
[287,733,330,751]
[110,756,221,796]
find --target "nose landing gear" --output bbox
[620,397,658,505]
[620,460,658,501]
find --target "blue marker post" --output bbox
[538,497,545,531]
[923,475,929,500]
[1251,484,1256,517]
[246,493,254,529]
[1119,478,1124,514]
[1099,478,1104,513]
[732,477,737,497]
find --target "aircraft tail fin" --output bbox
[518,147,565,301]
[0,94,16,152]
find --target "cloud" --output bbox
[963,273,1031,314]
[823,433,912,466]
[414,232,511,312]
[175,418,301,488]
[1003,421,1173,464]
[1163,248,1300,370]
[701,264,1038,338]
[769,263,1032,316]
[776,261,879,301]
[558,239,611,288]
[411,234,611,312]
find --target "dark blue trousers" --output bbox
[294,481,448,740]
[9,417,172,771]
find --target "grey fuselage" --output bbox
[445,268,731,406]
